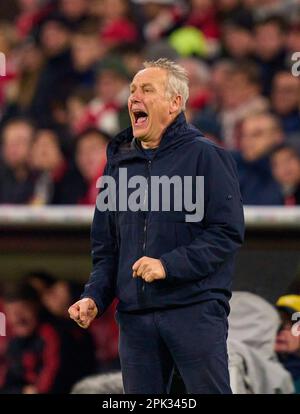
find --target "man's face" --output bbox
[275,315,300,354]
[96,70,127,103]
[76,133,107,180]
[128,67,176,144]
[240,116,282,162]
[71,34,100,71]
[221,73,257,109]
[255,23,284,60]
[2,122,33,168]
[42,281,71,318]
[41,21,70,56]
[271,148,300,187]
[60,0,87,18]
[31,130,63,171]
[5,300,38,337]
[272,73,300,115]
[223,26,254,58]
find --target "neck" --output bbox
[141,139,160,149]
[140,112,180,149]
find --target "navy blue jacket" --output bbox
[81,113,245,314]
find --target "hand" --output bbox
[132,256,166,283]
[22,385,38,394]
[68,298,98,329]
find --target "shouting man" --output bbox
[69,59,245,394]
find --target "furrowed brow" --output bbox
[141,83,155,89]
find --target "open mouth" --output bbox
[132,110,148,127]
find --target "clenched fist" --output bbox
[132,256,166,283]
[68,298,98,329]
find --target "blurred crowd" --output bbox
[1,0,300,206]
[2,272,300,394]
[0,272,119,393]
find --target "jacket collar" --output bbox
[108,112,188,165]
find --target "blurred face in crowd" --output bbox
[5,300,38,337]
[67,95,90,132]
[211,61,234,102]
[216,0,239,11]
[2,121,34,168]
[221,71,259,109]
[272,72,300,116]
[190,0,213,12]
[76,132,107,180]
[18,42,44,72]
[96,69,128,103]
[223,25,254,59]
[287,28,300,54]
[255,21,285,60]
[71,32,101,71]
[31,130,64,172]
[18,0,40,12]
[0,24,16,56]
[40,21,70,56]
[59,0,88,19]
[271,148,300,187]
[102,0,129,20]
[179,58,210,101]
[240,114,282,161]
[42,281,71,318]
[128,67,182,147]
[275,314,300,354]
[143,3,170,20]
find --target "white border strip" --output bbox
[0,206,299,229]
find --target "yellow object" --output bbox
[276,295,300,312]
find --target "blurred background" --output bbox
[0,0,300,394]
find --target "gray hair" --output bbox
[143,58,189,111]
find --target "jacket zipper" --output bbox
[141,159,152,293]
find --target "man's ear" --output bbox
[169,95,182,114]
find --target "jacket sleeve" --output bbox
[160,144,245,283]
[81,165,118,314]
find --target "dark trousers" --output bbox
[117,300,232,394]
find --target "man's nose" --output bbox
[130,90,142,103]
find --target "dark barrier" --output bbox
[0,206,299,305]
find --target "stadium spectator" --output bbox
[221,12,254,59]
[24,274,98,387]
[76,58,130,135]
[99,0,139,48]
[66,88,94,135]
[29,17,74,127]
[178,58,212,122]
[0,283,62,393]
[276,294,300,393]
[219,61,269,149]
[253,16,287,96]
[70,23,105,91]
[30,129,68,205]
[138,0,181,42]
[0,117,36,204]
[0,22,18,114]
[271,144,300,205]
[2,41,44,122]
[15,0,54,39]
[56,0,89,30]
[54,128,109,205]
[271,71,300,138]
[233,112,284,205]
[184,0,220,40]
[286,21,300,63]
